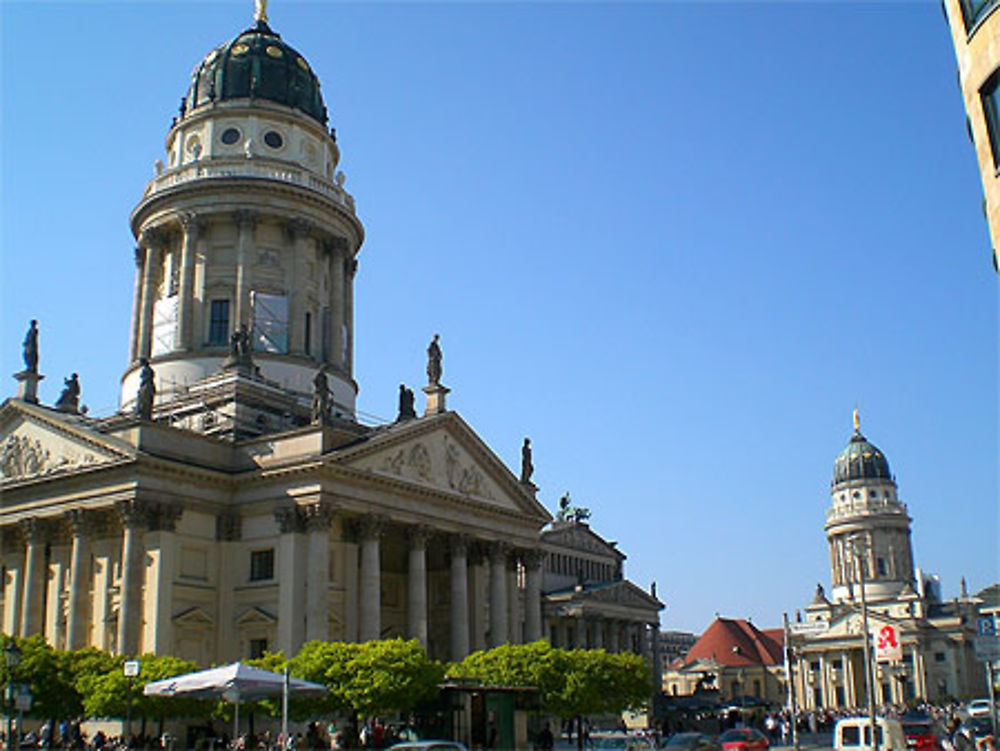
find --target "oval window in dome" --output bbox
[264,131,284,149]
[266,45,283,59]
[232,43,249,56]
[221,128,241,145]
[297,57,310,72]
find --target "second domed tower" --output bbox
[123,9,363,428]
[825,412,915,603]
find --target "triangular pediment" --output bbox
[543,523,625,560]
[334,411,551,521]
[0,400,133,484]
[235,606,277,626]
[173,606,214,626]
[546,579,663,613]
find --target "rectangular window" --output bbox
[250,290,288,353]
[208,299,230,345]
[249,548,275,582]
[981,70,1000,170]
[304,312,312,356]
[151,297,178,356]
[876,557,887,576]
[934,651,947,663]
[841,726,860,746]
[248,638,268,660]
[960,0,999,32]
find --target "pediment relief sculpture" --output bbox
[0,433,102,481]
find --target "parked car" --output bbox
[834,716,908,751]
[959,716,995,744]
[387,742,469,751]
[589,731,658,750]
[666,732,724,751]
[966,699,995,718]
[718,728,770,751]
[901,716,943,751]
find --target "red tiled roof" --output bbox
[682,618,784,668]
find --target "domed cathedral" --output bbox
[125,8,362,434]
[787,413,984,709]
[0,4,662,674]
[825,411,915,604]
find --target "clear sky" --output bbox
[1,0,997,635]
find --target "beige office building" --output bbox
[943,0,1000,271]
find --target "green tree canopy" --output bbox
[289,639,445,718]
[81,653,205,721]
[451,641,651,719]
[0,635,79,720]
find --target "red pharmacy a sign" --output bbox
[874,624,902,662]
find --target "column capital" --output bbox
[274,506,304,534]
[19,517,45,545]
[118,499,151,529]
[357,514,385,541]
[304,501,336,532]
[138,225,169,250]
[285,217,313,240]
[149,502,182,532]
[523,548,545,570]
[323,235,349,255]
[489,540,509,564]
[233,209,258,231]
[407,525,432,550]
[449,533,470,555]
[216,512,242,541]
[65,508,90,536]
[178,211,202,237]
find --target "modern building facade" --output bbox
[943,0,1000,271]
[788,415,986,707]
[0,7,661,666]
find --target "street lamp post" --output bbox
[849,535,878,751]
[4,641,22,751]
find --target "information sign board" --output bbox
[123,659,141,677]
[973,635,1000,662]
[789,620,830,636]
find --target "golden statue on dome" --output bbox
[853,407,861,434]
[254,0,268,24]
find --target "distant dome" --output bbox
[183,20,327,125]
[833,431,892,485]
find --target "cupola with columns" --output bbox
[123,1,363,433]
[825,410,915,603]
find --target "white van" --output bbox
[834,716,908,751]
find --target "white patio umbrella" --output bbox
[144,662,327,743]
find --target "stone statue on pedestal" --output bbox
[520,438,533,484]
[224,324,254,371]
[312,370,331,425]
[397,384,416,421]
[55,373,81,414]
[426,334,442,386]
[22,320,38,374]
[135,358,156,420]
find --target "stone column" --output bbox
[19,519,44,637]
[305,502,334,643]
[233,211,256,332]
[592,619,604,650]
[65,510,91,649]
[489,542,508,646]
[176,213,200,350]
[276,506,306,656]
[523,550,543,642]
[506,553,520,644]
[468,545,487,651]
[216,513,241,662]
[407,526,430,648]
[344,257,356,375]
[358,515,383,642]
[117,500,147,655]
[450,535,470,660]
[327,238,346,371]
[129,247,144,363]
[145,503,182,653]
[136,229,164,360]
[607,620,620,653]
[286,219,310,355]
[844,649,856,706]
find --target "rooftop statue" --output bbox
[55,373,81,414]
[254,0,268,24]
[22,320,38,374]
[426,334,442,386]
[520,437,533,484]
[135,358,156,420]
[556,492,590,523]
[312,370,331,425]
[397,384,416,421]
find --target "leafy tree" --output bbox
[0,635,79,720]
[82,653,205,725]
[289,639,444,718]
[452,641,651,746]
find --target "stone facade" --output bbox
[942,0,1000,271]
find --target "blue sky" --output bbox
[1,1,997,635]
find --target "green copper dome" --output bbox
[833,431,892,485]
[183,20,327,126]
